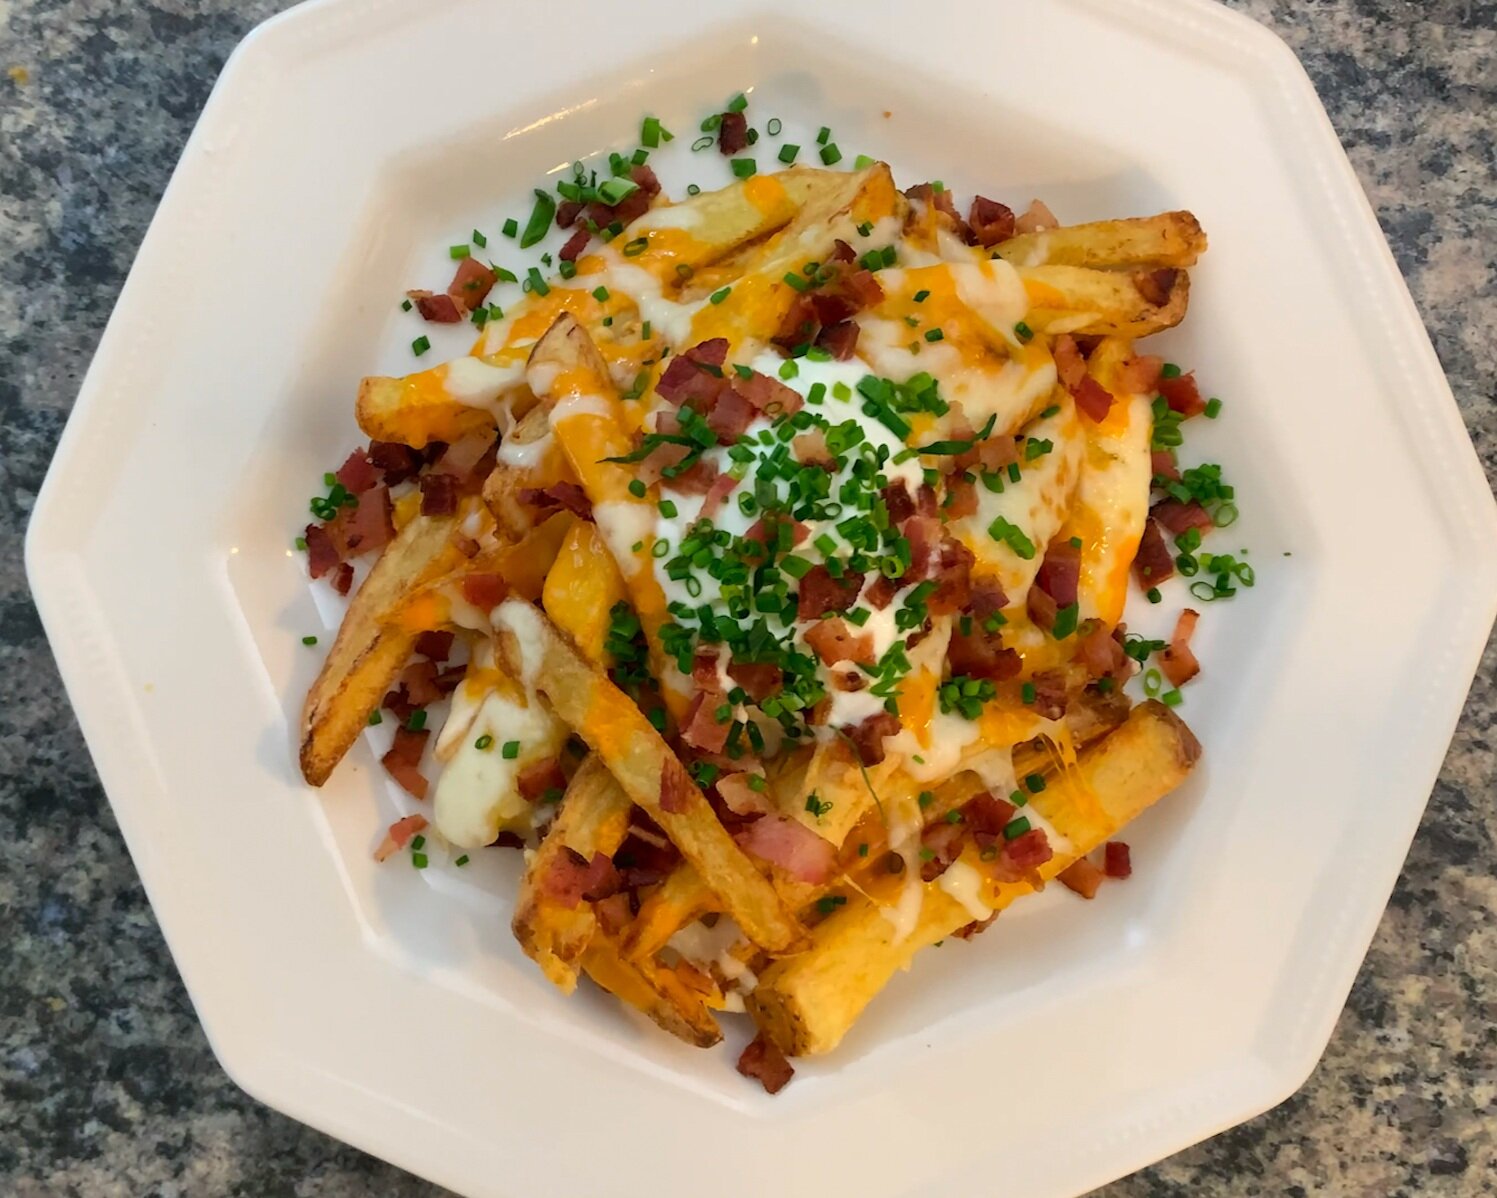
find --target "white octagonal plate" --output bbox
[26,0,1497,1195]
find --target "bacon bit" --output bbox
[542,848,621,908]
[656,339,730,408]
[717,771,773,816]
[331,562,354,596]
[704,385,756,443]
[1151,449,1181,481]
[614,819,682,888]
[518,481,593,519]
[1014,198,1058,235]
[1075,622,1128,680]
[373,814,429,863]
[727,661,783,702]
[460,572,507,609]
[382,727,430,799]
[414,630,454,661]
[559,227,591,263]
[796,565,865,620]
[952,913,998,940]
[737,1034,794,1095]
[998,827,1053,878]
[691,651,721,689]
[1027,585,1059,633]
[1072,375,1116,422]
[882,482,916,524]
[658,754,691,820]
[406,289,462,323]
[792,428,833,468]
[368,440,422,486]
[903,514,939,579]
[864,574,897,610]
[1134,268,1178,307]
[517,758,568,803]
[845,710,899,766]
[774,294,819,353]
[944,475,979,519]
[919,820,965,881]
[968,578,1009,621]
[631,163,661,197]
[947,625,1020,681]
[420,472,458,516]
[334,450,380,493]
[1104,841,1132,878]
[594,892,633,935]
[735,815,836,883]
[928,537,975,615]
[968,195,1017,246]
[1035,538,1082,608]
[400,659,443,707]
[717,110,748,155]
[556,199,584,228]
[304,523,341,579]
[1028,669,1070,720]
[681,689,732,754]
[662,458,721,496]
[328,485,395,558]
[742,516,809,550]
[1159,372,1207,418]
[447,258,497,312]
[1133,518,1175,587]
[815,320,860,360]
[1052,334,1087,390]
[804,617,875,666]
[1059,856,1105,899]
[435,665,465,694]
[432,432,495,485]
[1151,498,1214,537]
[1160,607,1201,687]
[1120,353,1165,395]
[962,791,1018,844]
[840,267,884,311]
[732,369,804,416]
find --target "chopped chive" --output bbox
[623,237,648,257]
[1161,363,1182,379]
[411,851,428,869]
[1205,397,1223,419]
[692,134,714,151]
[766,117,782,135]
[728,92,748,112]
[1014,321,1034,343]
[406,709,426,731]
[367,711,382,726]
[816,125,831,144]
[819,143,843,165]
[592,285,610,302]
[454,854,470,867]
[501,740,520,760]
[1021,681,1037,704]
[294,536,307,550]
[411,335,431,356]
[502,217,518,238]
[641,115,671,147]
[1003,817,1031,840]
[449,244,470,260]
[400,298,412,312]
[658,499,678,518]
[924,328,944,342]
[301,635,318,645]
[520,189,556,248]
[730,157,757,178]
[628,479,647,498]
[1146,586,1163,604]
[709,286,732,304]
[524,266,550,297]
[475,734,494,750]
[913,289,930,303]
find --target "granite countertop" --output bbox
[2,0,1492,1193]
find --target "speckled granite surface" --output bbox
[1,0,1492,1193]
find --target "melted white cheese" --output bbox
[492,598,548,687]
[444,356,526,411]
[495,428,555,469]
[432,685,568,848]
[938,860,993,922]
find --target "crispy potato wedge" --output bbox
[1016,264,1191,338]
[299,514,460,785]
[542,521,629,668]
[490,597,807,955]
[356,361,531,450]
[994,211,1206,269]
[748,701,1200,1056]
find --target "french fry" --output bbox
[525,313,689,711]
[541,521,629,666]
[299,514,460,785]
[490,596,807,955]
[512,755,633,991]
[622,862,715,960]
[747,701,1200,1056]
[355,361,531,450]
[582,932,723,1047]
[1016,264,1190,338]
[1062,337,1154,627]
[481,402,575,543]
[993,212,1206,269]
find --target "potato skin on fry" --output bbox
[299,514,460,785]
[747,701,1199,1057]
[993,211,1206,270]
